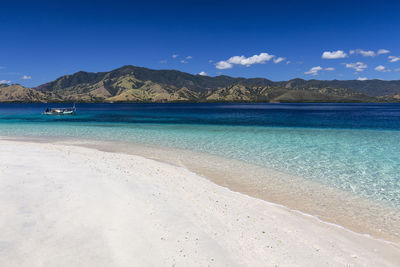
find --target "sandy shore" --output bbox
[75,139,400,243]
[0,140,399,266]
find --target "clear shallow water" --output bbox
[1,103,400,209]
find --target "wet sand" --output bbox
[73,138,400,244]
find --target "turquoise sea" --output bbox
[1,103,400,211]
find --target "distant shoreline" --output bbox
[1,100,400,104]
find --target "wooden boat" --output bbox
[42,104,76,115]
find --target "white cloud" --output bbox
[377,49,390,55]
[198,71,208,76]
[180,60,187,64]
[357,77,368,81]
[215,52,275,69]
[345,62,367,72]
[358,50,375,57]
[22,75,32,80]
[216,61,233,69]
[208,60,213,63]
[159,60,167,64]
[172,54,179,58]
[228,53,274,66]
[388,56,400,63]
[305,66,323,75]
[0,80,11,84]
[322,50,348,59]
[349,48,390,57]
[350,49,376,57]
[286,61,291,64]
[375,65,391,72]
[304,66,335,75]
[185,56,192,60]
[394,68,400,72]
[273,57,285,64]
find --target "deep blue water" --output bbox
[1,103,400,130]
[1,103,400,208]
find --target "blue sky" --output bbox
[1,0,400,87]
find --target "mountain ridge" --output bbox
[1,65,400,103]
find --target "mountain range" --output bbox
[1,65,400,103]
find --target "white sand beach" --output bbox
[0,140,399,266]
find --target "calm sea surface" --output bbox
[1,103,400,209]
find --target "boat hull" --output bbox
[42,111,75,115]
